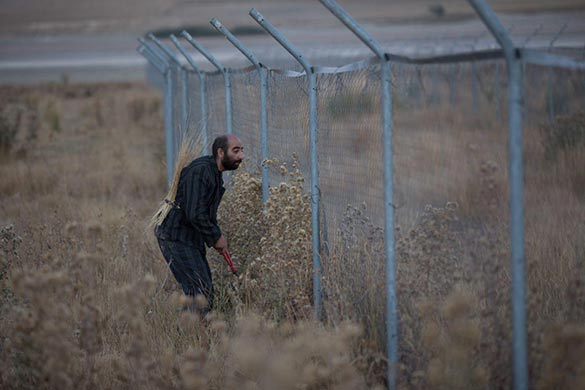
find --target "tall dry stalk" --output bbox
[149,133,202,229]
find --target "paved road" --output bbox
[0,10,583,85]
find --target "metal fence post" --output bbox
[431,64,440,105]
[472,60,480,112]
[181,31,233,134]
[138,38,175,188]
[180,67,188,140]
[467,1,527,389]
[148,34,185,173]
[210,18,270,205]
[547,69,554,125]
[249,8,322,321]
[317,1,397,388]
[199,74,208,149]
[449,63,458,107]
[495,62,502,120]
[547,25,568,125]
[415,69,423,107]
[170,34,209,152]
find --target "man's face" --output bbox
[221,137,244,171]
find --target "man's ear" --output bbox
[217,147,225,159]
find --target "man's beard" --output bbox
[222,155,241,171]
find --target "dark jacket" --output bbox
[155,155,225,249]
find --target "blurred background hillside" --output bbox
[1,0,584,84]
[2,0,585,36]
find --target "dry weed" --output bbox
[218,156,313,320]
[419,287,487,389]
[2,77,585,389]
[0,83,369,390]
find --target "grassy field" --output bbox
[0,81,370,389]
[0,73,584,389]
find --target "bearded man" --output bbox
[154,134,244,314]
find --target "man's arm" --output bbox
[183,166,222,248]
[213,235,227,253]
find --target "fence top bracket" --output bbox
[136,45,166,74]
[147,33,183,68]
[169,34,203,74]
[181,31,226,74]
[249,8,312,74]
[467,0,515,60]
[318,0,387,61]
[210,18,263,71]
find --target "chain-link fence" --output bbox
[138,0,585,388]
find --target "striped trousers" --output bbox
[156,237,214,314]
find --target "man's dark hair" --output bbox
[212,135,229,159]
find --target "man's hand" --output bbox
[213,235,227,253]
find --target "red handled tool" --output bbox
[221,249,238,276]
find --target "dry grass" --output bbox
[0,82,368,390]
[1,68,584,390]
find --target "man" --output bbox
[155,134,244,314]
